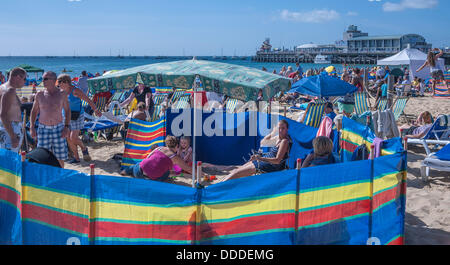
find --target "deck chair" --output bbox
[300,102,326,128]
[354,92,370,115]
[172,95,191,110]
[225,98,239,113]
[407,114,450,155]
[377,98,388,111]
[401,84,412,97]
[391,96,409,121]
[148,105,164,122]
[153,94,166,106]
[93,94,109,112]
[420,143,450,182]
[169,90,187,106]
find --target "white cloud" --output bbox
[68,0,82,2]
[280,9,340,23]
[383,0,438,12]
[347,11,359,16]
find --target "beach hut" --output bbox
[377,47,445,81]
[88,59,292,185]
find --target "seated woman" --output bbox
[399,111,434,139]
[120,135,205,181]
[221,120,292,181]
[301,136,336,168]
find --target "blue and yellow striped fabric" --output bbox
[226,98,239,113]
[153,94,166,105]
[354,92,370,115]
[303,103,325,128]
[173,95,191,110]
[392,97,408,120]
[377,98,388,111]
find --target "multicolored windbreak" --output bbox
[87,60,291,102]
[0,146,406,245]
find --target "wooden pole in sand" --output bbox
[196,161,202,185]
[21,151,26,162]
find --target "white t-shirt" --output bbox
[206,92,223,103]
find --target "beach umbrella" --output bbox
[88,59,291,186]
[289,72,357,97]
[390,68,404,77]
[325,65,335,73]
[87,59,291,102]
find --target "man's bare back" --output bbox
[35,89,67,126]
[1,87,22,123]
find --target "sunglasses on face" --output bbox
[43,78,55,81]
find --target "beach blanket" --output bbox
[121,118,166,169]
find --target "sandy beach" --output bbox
[65,92,450,245]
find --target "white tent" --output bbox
[377,47,445,81]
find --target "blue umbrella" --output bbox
[289,73,358,97]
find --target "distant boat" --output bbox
[314,54,332,64]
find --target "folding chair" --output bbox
[420,143,450,182]
[153,94,166,106]
[377,98,388,111]
[301,102,326,128]
[391,96,409,121]
[354,92,370,115]
[407,114,450,155]
[149,105,163,122]
[169,90,187,106]
[172,95,191,110]
[93,94,109,112]
[225,98,239,113]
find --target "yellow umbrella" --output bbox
[325,65,335,73]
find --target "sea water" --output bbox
[0,56,374,78]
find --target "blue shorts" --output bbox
[70,113,84,131]
[37,123,68,160]
[126,163,170,181]
[252,160,285,174]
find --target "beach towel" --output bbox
[316,116,333,138]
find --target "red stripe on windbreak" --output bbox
[123,153,148,160]
[341,139,358,153]
[372,181,406,210]
[298,199,370,227]
[94,221,194,241]
[127,134,165,143]
[22,204,89,235]
[198,213,295,239]
[127,128,165,137]
[387,236,404,245]
[0,185,21,208]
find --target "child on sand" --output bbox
[177,136,193,166]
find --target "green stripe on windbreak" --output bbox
[200,210,295,224]
[0,200,21,212]
[198,227,295,242]
[91,197,196,208]
[299,179,370,194]
[385,234,403,245]
[92,237,190,244]
[201,191,296,206]
[90,218,191,226]
[23,183,89,199]
[23,218,88,238]
[0,182,20,195]
[298,196,370,213]
[298,212,369,230]
[0,166,20,177]
[22,201,89,219]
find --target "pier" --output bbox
[252,51,450,65]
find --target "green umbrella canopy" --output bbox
[87,60,291,101]
[390,68,404,77]
[7,64,44,74]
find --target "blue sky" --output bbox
[0,0,448,56]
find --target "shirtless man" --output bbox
[30,71,71,168]
[0,67,27,153]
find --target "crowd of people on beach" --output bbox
[0,48,447,184]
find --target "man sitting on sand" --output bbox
[0,67,27,153]
[30,71,71,168]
